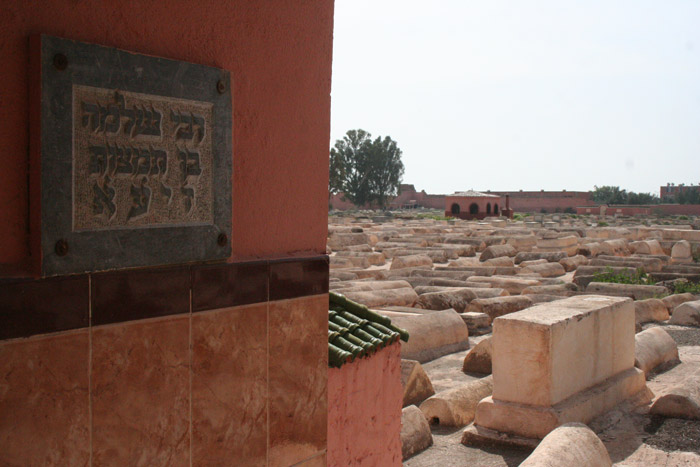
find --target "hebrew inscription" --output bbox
[73,85,214,230]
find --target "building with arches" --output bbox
[445,190,503,220]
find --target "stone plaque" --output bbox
[73,86,214,230]
[36,35,232,276]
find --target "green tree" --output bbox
[675,188,700,204]
[591,186,628,205]
[627,191,660,205]
[328,144,346,201]
[368,135,404,209]
[329,129,404,208]
[591,186,660,205]
[329,129,374,206]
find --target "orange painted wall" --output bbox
[327,342,403,467]
[0,0,334,267]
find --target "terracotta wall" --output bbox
[389,186,446,209]
[652,204,700,216]
[577,204,700,216]
[494,191,593,213]
[327,342,403,467]
[329,185,446,211]
[1,0,333,267]
[0,0,334,465]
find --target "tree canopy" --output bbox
[329,129,405,208]
[591,186,660,205]
[674,188,700,204]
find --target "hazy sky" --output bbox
[330,1,700,196]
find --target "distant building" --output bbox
[660,184,700,201]
[445,190,502,220]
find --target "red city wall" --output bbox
[329,184,446,211]
[1,0,333,268]
[494,191,593,213]
[389,185,446,209]
[652,204,700,216]
[577,206,651,216]
[328,342,403,467]
[329,193,362,211]
[577,204,700,216]
[496,191,593,213]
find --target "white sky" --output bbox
[330,1,700,196]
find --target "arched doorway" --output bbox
[494,204,499,215]
[451,203,460,215]
[486,203,492,214]
[469,203,479,215]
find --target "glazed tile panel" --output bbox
[91,316,190,466]
[268,295,328,466]
[192,303,268,465]
[0,330,90,465]
[0,256,329,466]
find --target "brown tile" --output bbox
[0,330,89,465]
[192,260,268,312]
[268,295,328,467]
[269,256,329,301]
[0,275,89,340]
[192,303,268,465]
[92,266,190,325]
[92,316,190,466]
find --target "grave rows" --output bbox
[328,215,700,462]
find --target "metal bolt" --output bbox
[53,53,68,71]
[216,80,226,94]
[217,233,228,247]
[55,239,69,256]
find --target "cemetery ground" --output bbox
[327,210,700,466]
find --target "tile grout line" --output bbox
[189,285,193,467]
[266,265,270,466]
[88,274,93,467]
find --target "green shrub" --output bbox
[416,213,453,221]
[669,281,700,294]
[592,267,650,285]
[597,221,609,227]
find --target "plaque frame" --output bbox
[35,35,232,276]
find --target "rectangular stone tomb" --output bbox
[463,295,650,443]
[31,35,232,275]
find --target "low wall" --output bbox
[495,191,592,213]
[328,342,402,466]
[577,204,700,216]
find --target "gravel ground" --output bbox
[404,426,530,467]
[642,322,700,347]
[643,416,700,453]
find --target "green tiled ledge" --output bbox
[328,292,409,368]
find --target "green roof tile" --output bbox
[328,291,409,368]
